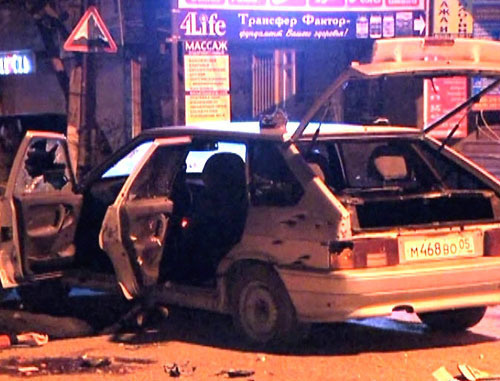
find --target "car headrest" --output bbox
[202,153,246,191]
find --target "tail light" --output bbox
[329,241,354,269]
[329,238,399,269]
[484,228,500,256]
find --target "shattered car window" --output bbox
[15,138,71,194]
[250,142,304,206]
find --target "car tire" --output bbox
[18,280,70,313]
[230,264,302,346]
[417,306,487,331]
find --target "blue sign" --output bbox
[0,50,35,76]
[177,9,426,40]
[473,4,500,40]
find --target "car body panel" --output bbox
[279,256,500,322]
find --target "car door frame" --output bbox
[0,131,81,287]
[99,136,191,299]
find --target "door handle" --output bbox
[153,214,168,243]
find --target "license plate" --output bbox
[398,231,483,263]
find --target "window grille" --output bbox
[252,50,296,118]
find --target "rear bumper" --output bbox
[279,257,500,322]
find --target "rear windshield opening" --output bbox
[300,138,499,229]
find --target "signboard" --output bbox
[64,6,118,53]
[473,2,500,40]
[0,50,35,76]
[178,0,425,11]
[472,77,500,111]
[424,77,468,139]
[184,40,231,124]
[177,9,426,40]
[186,93,231,123]
[470,1,500,112]
[433,0,473,36]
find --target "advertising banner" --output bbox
[471,0,500,111]
[178,0,424,11]
[472,77,500,112]
[177,9,426,40]
[186,92,231,123]
[424,77,468,139]
[433,0,473,36]
[473,1,500,39]
[184,40,231,124]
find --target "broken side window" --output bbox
[250,142,304,206]
[15,138,71,194]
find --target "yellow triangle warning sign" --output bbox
[64,6,117,53]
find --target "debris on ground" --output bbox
[80,354,112,368]
[17,366,40,375]
[0,356,151,376]
[458,364,500,381]
[0,332,48,349]
[256,354,266,362]
[216,369,255,378]
[432,366,459,381]
[164,361,196,377]
[15,332,49,347]
[433,364,500,381]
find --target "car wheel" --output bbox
[417,307,487,331]
[18,280,70,313]
[230,264,301,346]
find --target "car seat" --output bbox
[185,152,248,283]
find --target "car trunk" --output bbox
[354,191,496,230]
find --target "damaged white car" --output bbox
[2,38,500,345]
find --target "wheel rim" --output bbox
[239,281,279,340]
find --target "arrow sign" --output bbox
[64,6,117,53]
[414,15,426,35]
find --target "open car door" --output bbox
[99,137,190,299]
[4,131,81,284]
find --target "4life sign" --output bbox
[180,12,227,37]
[178,9,426,40]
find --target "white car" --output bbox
[3,37,500,346]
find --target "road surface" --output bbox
[0,291,499,380]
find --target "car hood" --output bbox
[292,37,500,142]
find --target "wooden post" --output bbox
[67,65,82,177]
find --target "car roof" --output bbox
[144,121,422,141]
[144,123,285,141]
